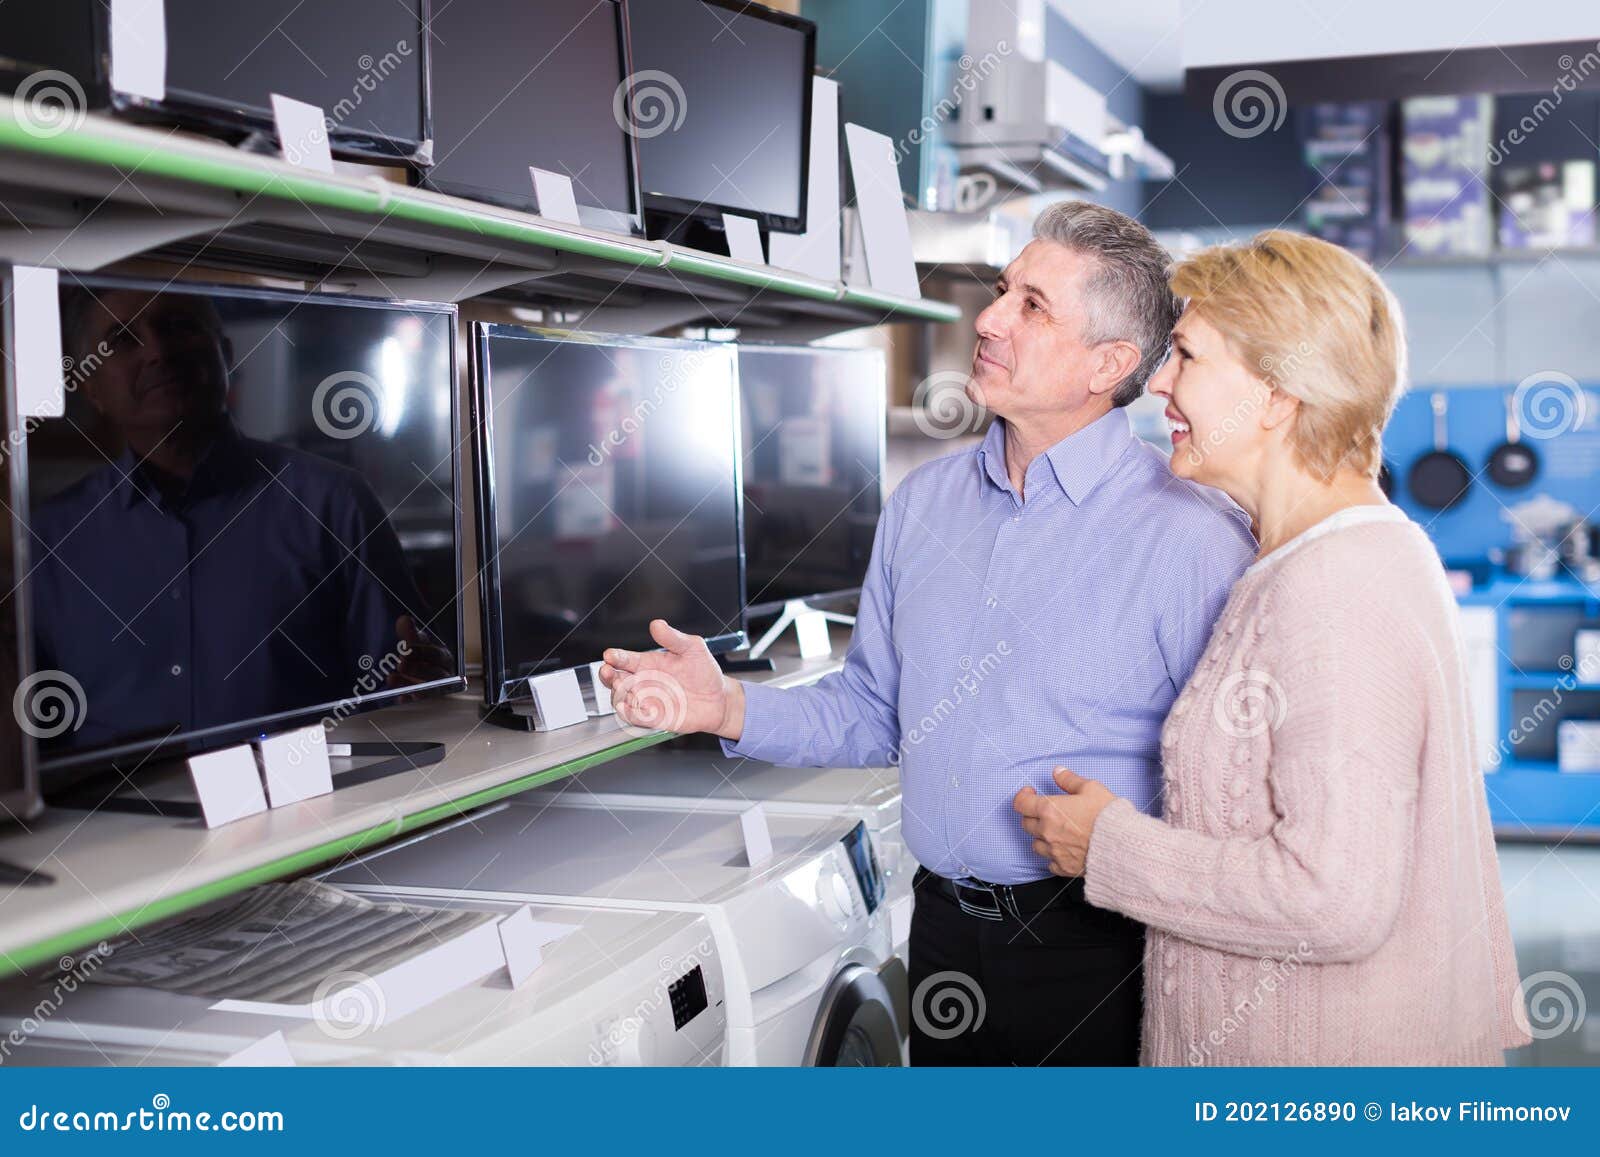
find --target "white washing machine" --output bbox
[528,742,915,968]
[323,797,905,1066]
[0,864,727,1068]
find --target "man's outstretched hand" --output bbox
[598,619,746,740]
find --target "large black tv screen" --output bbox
[472,325,745,705]
[423,0,639,231]
[25,276,463,780]
[0,0,430,162]
[626,0,814,231]
[739,345,884,613]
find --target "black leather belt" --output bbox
[915,866,1086,922]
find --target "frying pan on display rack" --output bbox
[1407,392,1473,511]
[1485,390,1541,489]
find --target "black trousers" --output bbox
[907,867,1145,1066]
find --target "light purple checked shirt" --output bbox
[724,408,1256,885]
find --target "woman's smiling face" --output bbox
[1147,310,1276,490]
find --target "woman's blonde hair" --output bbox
[1169,230,1406,480]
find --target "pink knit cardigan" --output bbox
[1085,509,1530,1065]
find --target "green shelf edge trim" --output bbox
[0,730,674,980]
[393,730,675,833]
[0,117,961,321]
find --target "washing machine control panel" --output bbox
[668,964,709,1030]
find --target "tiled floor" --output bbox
[1498,842,1600,1066]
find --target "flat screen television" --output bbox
[0,0,431,164]
[739,344,885,615]
[0,292,40,831]
[20,275,464,790]
[421,0,642,234]
[624,0,815,236]
[471,324,745,709]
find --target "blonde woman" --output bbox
[1014,231,1529,1065]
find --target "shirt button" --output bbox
[170,588,182,600]
[170,664,183,676]
[1011,514,1021,523]
[950,775,960,787]
[984,596,997,608]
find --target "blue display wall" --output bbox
[1385,384,1600,837]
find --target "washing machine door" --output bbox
[803,963,903,1067]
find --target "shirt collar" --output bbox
[114,421,249,510]
[975,408,1135,506]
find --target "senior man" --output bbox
[600,201,1254,1066]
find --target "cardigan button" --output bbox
[1232,990,1251,1009]
[1229,777,1249,799]
[1165,793,1180,817]
[1230,960,1251,980]
[1162,976,1177,997]
[1229,809,1248,830]
[1231,744,1251,766]
[1163,947,1178,968]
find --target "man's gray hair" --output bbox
[1032,200,1178,407]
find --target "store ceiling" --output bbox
[1058,0,1600,93]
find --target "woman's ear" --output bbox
[1258,385,1300,432]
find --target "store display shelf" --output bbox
[0,102,959,337]
[1505,673,1600,691]
[1486,764,1600,843]
[0,654,842,980]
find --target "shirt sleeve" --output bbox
[721,492,904,768]
[1155,508,1254,692]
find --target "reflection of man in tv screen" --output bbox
[29,287,449,757]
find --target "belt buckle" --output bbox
[954,880,1004,921]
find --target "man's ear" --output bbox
[1087,340,1142,400]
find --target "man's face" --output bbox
[75,290,231,439]
[969,240,1103,423]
